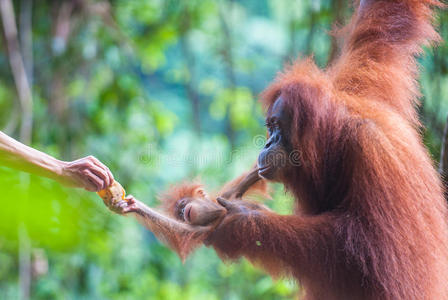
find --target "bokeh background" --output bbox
[0,1,447,299]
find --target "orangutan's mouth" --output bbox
[258,165,273,177]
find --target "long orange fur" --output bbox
[206,1,448,299]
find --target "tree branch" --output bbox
[0,2,34,299]
[0,0,33,144]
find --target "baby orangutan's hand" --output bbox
[109,195,138,215]
[216,197,270,216]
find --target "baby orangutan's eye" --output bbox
[179,206,186,219]
[176,198,188,220]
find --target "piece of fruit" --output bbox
[97,181,126,206]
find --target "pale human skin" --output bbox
[0,131,114,191]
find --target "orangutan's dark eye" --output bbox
[179,207,185,219]
[176,199,188,220]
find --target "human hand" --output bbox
[58,156,114,191]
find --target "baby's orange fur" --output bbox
[159,172,268,219]
[152,171,268,261]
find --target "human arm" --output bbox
[0,131,113,191]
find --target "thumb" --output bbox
[217,197,237,211]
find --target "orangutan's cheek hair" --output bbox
[205,1,448,299]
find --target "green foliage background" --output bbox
[0,0,447,299]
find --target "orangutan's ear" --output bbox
[193,187,208,199]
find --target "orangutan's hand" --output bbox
[108,195,139,215]
[216,197,270,216]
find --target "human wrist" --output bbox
[41,157,67,182]
[53,159,67,177]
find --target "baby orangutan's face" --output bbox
[175,194,226,226]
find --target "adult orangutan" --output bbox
[204,0,448,299]
[105,0,448,299]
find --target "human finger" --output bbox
[87,165,109,190]
[82,177,99,192]
[88,156,113,187]
[82,169,104,191]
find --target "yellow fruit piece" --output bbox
[97,181,126,206]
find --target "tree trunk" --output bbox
[0,0,33,143]
[0,0,34,298]
[218,1,236,148]
[439,115,448,199]
[179,11,201,137]
[304,6,317,56]
[20,0,33,84]
[328,0,345,65]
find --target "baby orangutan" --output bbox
[102,166,268,261]
[160,183,227,226]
